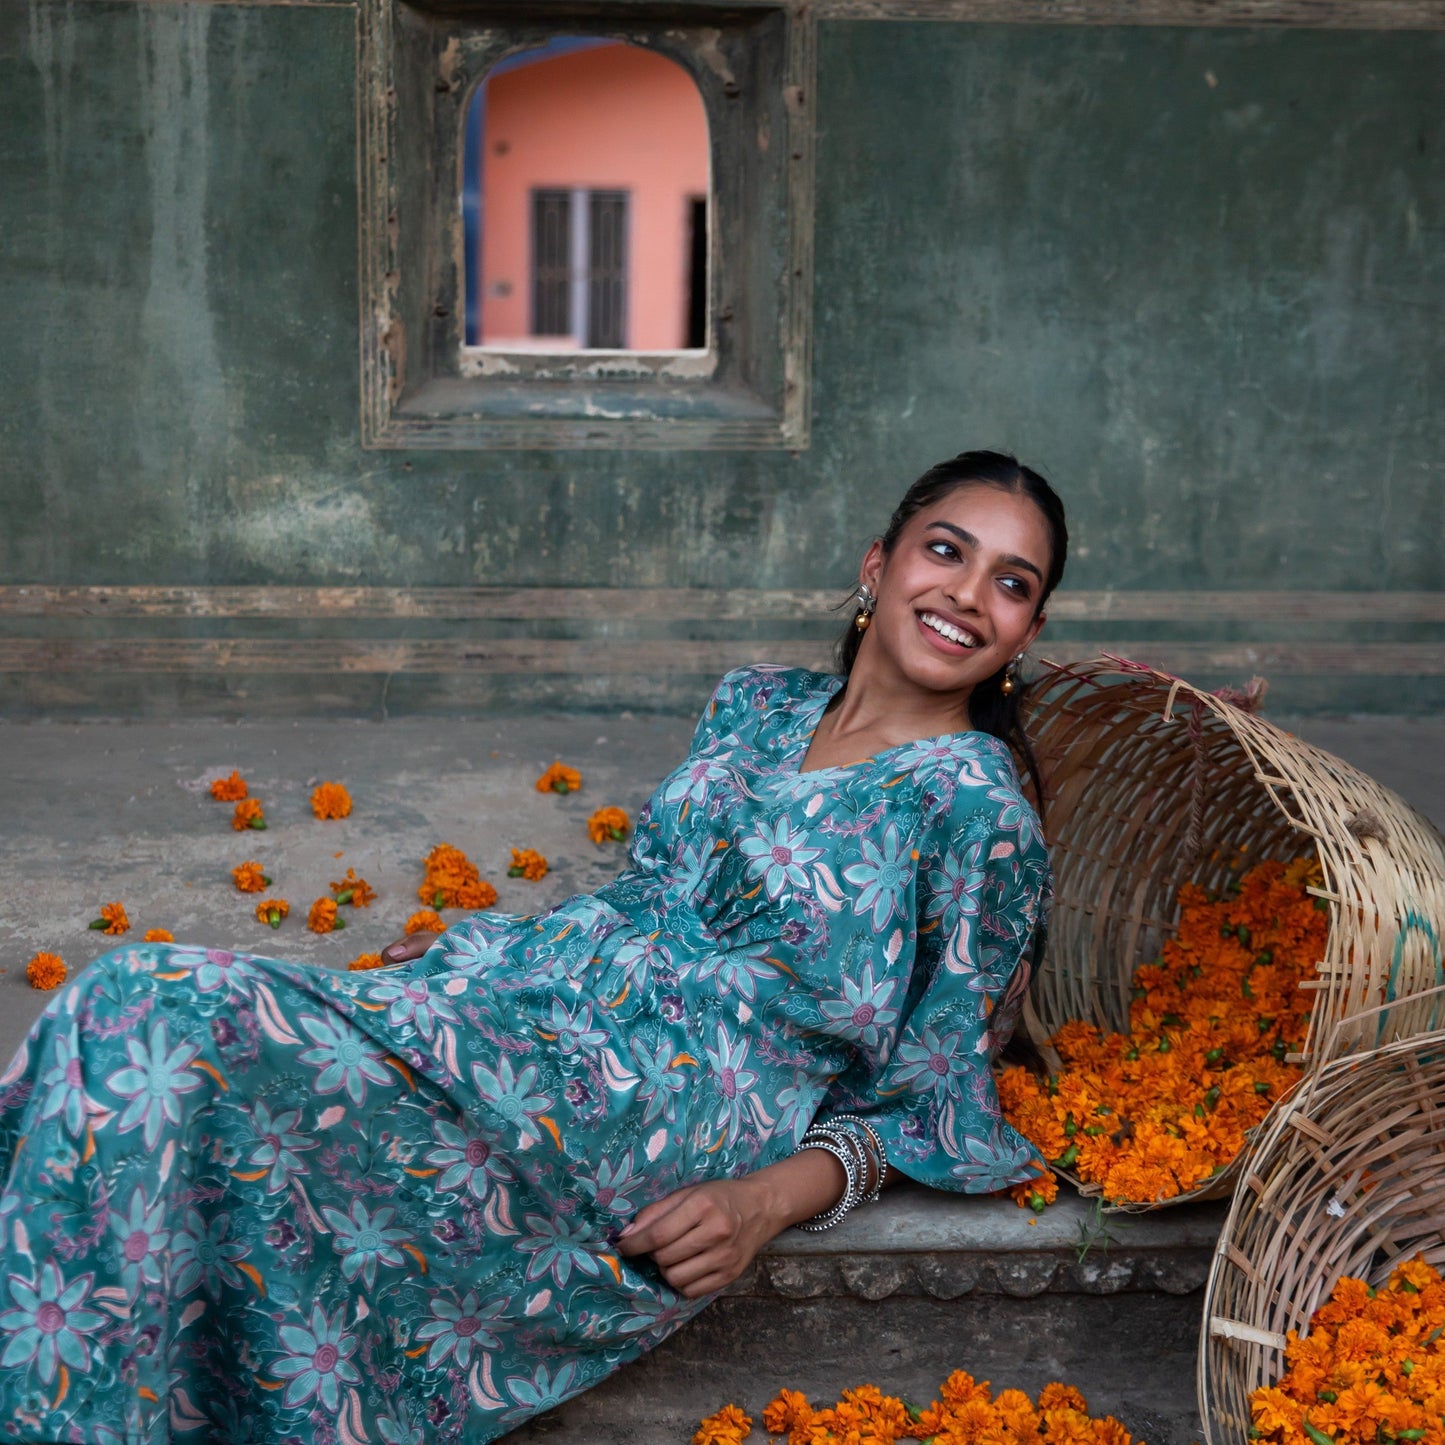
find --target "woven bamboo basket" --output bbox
[1198,991,1445,1445]
[1018,656,1445,1208]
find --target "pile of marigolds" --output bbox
[997,857,1328,1208]
[1250,1257,1445,1445]
[693,1372,1140,1445]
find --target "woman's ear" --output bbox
[859,539,885,593]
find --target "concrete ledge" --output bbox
[736,1186,1225,1300]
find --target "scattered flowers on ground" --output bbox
[307,898,344,934]
[256,899,290,929]
[208,771,248,801]
[26,952,67,990]
[420,844,496,911]
[347,952,386,972]
[89,902,130,936]
[232,798,266,832]
[311,782,352,820]
[330,867,376,907]
[535,762,582,795]
[143,929,174,943]
[1249,1257,1445,1445]
[508,848,548,881]
[232,861,271,893]
[588,806,630,844]
[998,857,1325,1207]
[405,909,445,935]
[692,1371,1143,1444]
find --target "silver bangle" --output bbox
[823,1114,886,1203]
[795,1130,860,1232]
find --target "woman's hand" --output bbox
[379,932,437,965]
[615,1178,779,1299]
[615,1146,850,1299]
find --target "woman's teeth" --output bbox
[921,612,979,647]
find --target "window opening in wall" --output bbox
[463,37,709,355]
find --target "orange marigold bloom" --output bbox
[89,901,130,936]
[330,867,376,907]
[405,909,445,935]
[762,1389,814,1436]
[255,898,289,929]
[311,781,352,820]
[26,952,67,990]
[1008,1167,1059,1211]
[209,770,248,801]
[232,798,266,832]
[347,952,387,972]
[691,1404,752,1445]
[587,806,631,844]
[1038,1383,1089,1414]
[142,929,174,943]
[419,843,495,910]
[508,848,548,882]
[307,897,343,934]
[535,761,582,795]
[231,861,271,893]
[456,879,498,911]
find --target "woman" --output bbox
[0,450,1066,1444]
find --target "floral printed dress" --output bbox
[0,666,1050,1445]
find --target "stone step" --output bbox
[511,1187,1226,1445]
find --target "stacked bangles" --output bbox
[794,1112,887,1232]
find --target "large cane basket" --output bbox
[1019,657,1445,1208]
[1198,995,1445,1445]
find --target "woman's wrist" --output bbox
[746,1147,849,1234]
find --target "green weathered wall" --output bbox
[1,5,1441,714]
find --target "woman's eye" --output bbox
[1000,576,1031,597]
[927,541,958,560]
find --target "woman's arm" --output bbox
[616,1145,895,1300]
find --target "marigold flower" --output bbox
[508,847,548,881]
[142,929,174,943]
[419,843,495,910]
[330,867,376,907]
[208,770,248,801]
[456,879,498,910]
[405,909,445,935]
[691,1404,751,1445]
[587,806,631,844]
[311,781,352,820]
[88,901,130,935]
[1008,1166,1059,1212]
[535,761,582,795]
[26,952,67,990]
[232,798,266,831]
[307,897,344,934]
[255,898,289,929]
[998,858,1324,1206]
[1249,1259,1444,1445]
[231,861,271,893]
[347,952,386,972]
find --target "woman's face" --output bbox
[859,484,1053,700]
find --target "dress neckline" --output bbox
[790,673,993,776]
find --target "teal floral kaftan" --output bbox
[0,666,1050,1444]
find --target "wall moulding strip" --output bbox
[1,639,1443,675]
[2,587,1443,623]
[810,0,1445,27]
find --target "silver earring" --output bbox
[853,583,876,633]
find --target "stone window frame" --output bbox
[357,0,816,451]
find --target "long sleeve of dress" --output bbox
[819,771,1052,1192]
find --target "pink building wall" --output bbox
[477,43,709,351]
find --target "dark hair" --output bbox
[834,449,1069,812]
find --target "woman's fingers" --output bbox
[616,1188,700,1258]
[380,931,438,964]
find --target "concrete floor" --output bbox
[1,710,1442,1061]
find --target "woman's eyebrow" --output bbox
[925,521,1044,583]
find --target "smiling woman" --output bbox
[0,450,1069,1445]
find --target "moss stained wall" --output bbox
[0,5,1441,714]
